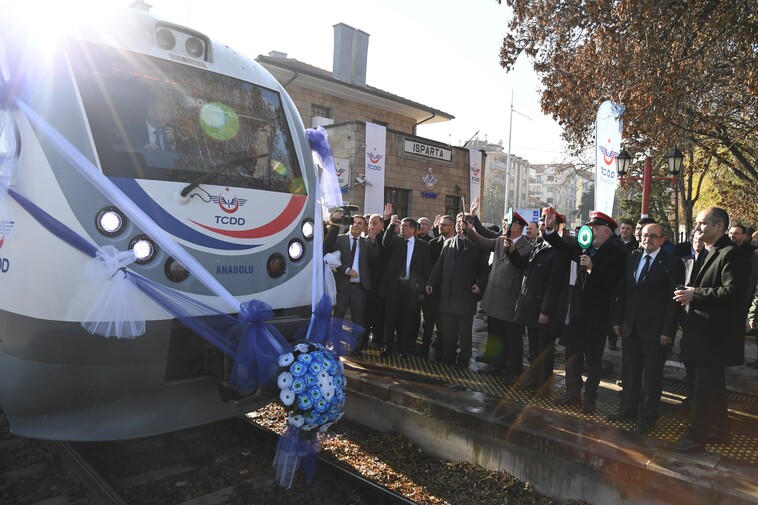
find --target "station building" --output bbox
[257,23,484,220]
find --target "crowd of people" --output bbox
[323,198,758,454]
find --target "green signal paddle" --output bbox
[577,225,594,251]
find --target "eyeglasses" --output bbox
[641,233,660,239]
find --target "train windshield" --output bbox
[67,40,305,194]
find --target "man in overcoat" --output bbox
[426,214,489,369]
[543,210,626,413]
[670,207,749,452]
[466,210,533,382]
[507,211,570,397]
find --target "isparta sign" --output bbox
[404,140,452,162]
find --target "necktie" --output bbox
[350,237,357,265]
[153,129,164,150]
[638,254,651,283]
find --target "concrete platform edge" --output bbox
[344,373,757,505]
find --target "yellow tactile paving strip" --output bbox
[357,350,758,465]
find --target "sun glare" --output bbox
[8,0,132,51]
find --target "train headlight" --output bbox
[96,207,126,237]
[267,253,286,278]
[185,37,205,58]
[288,239,304,262]
[129,235,157,264]
[155,28,176,51]
[165,258,189,282]
[301,219,314,240]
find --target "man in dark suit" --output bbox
[543,210,626,413]
[466,210,533,383]
[417,215,456,359]
[609,223,684,433]
[619,219,639,254]
[379,216,431,357]
[324,213,379,352]
[507,210,570,397]
[426,214,489,369]
[364,206,392,349]
[670,207,749,453]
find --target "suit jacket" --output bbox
[378,224,431,308]
[426,236,489,316]
[429,234,447,265]
[622,238,639,255]
[614,248,684,341]
[544,231,625,349]
[509,240,570,334]
[680,235,749,366]
[467,228,533,322]
[323,225,378,291]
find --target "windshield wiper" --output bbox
[180,154,267,197]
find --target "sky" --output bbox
[14,0,569,165]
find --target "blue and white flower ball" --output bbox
[276,342,346,432]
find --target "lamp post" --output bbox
[503,91,532,216]
[616,148,683,219]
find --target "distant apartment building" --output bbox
[467,137,531,223]
[530,164,583,225]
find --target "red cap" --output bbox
[586,211,618,231]
[512,210,528,227]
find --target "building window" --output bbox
[311,105,331,119]
[445,195,462,217]
[385,187,409,219]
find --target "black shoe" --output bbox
[637,420,656,435]
[480,365,504,376]
[502,373,520,385]
[581,401,596,414]
[533,387,552,399]
[516,378,535,391]
[555,396,581,406]
[454,362,469,370]
[606,411,636,422]
[666,438,705,454]
[705,430,731,445]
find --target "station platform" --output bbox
[341,315,758,505]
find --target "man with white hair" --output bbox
[543,210,626,413]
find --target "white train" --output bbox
[0,6,316,440]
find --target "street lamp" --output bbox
[616,148,683,219]
[616,149,632,176]
[667,147,683,176]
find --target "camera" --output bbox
[331,204,360,226]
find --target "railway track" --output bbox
[44,416,415,505]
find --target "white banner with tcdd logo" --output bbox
[594,101,624,215]
[469,149,482,207]
[363,123,386,215]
